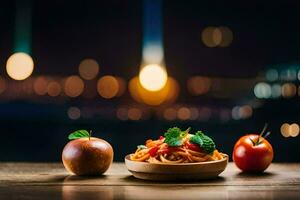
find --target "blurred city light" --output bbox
[33,76,48,95]
[266,69,279,82]
[128,108,142,121]
[202,26,233,47]
[64,75,84,97]
[67,107,81,120]
[231,106,240,120]
[177,107,191,120]
[139,64,168,91]
[129,76,178,106]
[218,26,233,47]
[6,52,34,81]
[163,107,177,121]
[78,58,99,80]
[271,84,281,98]
[290,123,300,137]
[116,77,127,97]
[116,107,128,121]
[47,81,61,97]
[254,82,272,98]
[281,123,290,137]
[187,76,211,96]
[97,75,119,99]
[189,107,199,120]
[280,123,300,137]
[202,27,221,47]
[282,83,296,98]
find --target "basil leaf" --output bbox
[68,130,90,140]
[164,127,190,147]
[189,134,204,147]
[193,131,216,154]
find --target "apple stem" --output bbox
[255,123,270,146]
[89,130,92,140]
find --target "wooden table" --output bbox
[0,162,299,200]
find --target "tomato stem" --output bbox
[254,124,270,146]
[89,130,92,141]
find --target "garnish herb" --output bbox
[164,127,190,147]
[189,131,216,154]
[68,130,91,140]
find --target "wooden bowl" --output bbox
[125,154,228,181]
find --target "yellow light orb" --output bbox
[6,52,34,80]
[139,64,168,91]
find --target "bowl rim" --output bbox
[125,153,228,166]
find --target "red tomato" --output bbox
[186,141,202,152]
[159,136,165,140]
[149,146,159,157]
[233,134,274,173]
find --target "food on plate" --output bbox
[233,124,273,172]
[130,127,225,163]
[62,130,113,175]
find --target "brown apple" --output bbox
[62,137,113,175]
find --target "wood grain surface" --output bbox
[0,162,299,199]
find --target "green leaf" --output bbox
[189,134,204,147]
[137,145,147,150]
[68,130,90,140]
[164,127,189,147]
[190,131,215,154]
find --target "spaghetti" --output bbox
[130,129,224,164]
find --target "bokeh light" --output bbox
[254,82,271,98]
[202,27,221,47]
[163,108,177,121]
[281,123,300,137]
[202,26,233,47]
[97,75,119,99]
[116,107,128,121]
[177,107,191,120]
[238,105,253,119]
[33,76,48,95]
[266,69,279,82]
[189,107,199,120]
[64,75,84,97]
[67,107,81,120]
[78,58,99,80]
[6,52,34,80]
[282,83,296,98]
[47,81,61,97]
[281,123,290,137]
[218,26,233,47]
[129,76,179,106]
[187,76,211,96]
[271,84,281,98]
[280,69,297,81]
[231,106,240,120]
[290,123,300,137]
[128,108,142,121]
[139,64,168,91]
[116,77,127,97]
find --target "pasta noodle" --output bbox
[130,134,224,164]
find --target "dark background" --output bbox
[0,0,299,162]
